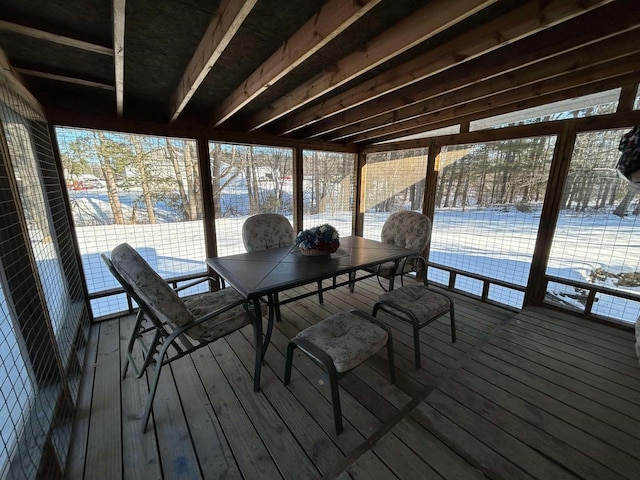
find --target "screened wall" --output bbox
[361,148,428,241]
[546,128,640,323]
[54,129,206,318]
[210,142,293,256]
[302,150,355,237]
[429,137,556,309]
[0,79,89,478]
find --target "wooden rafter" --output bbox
[209,0,381,127]
[170,0,258,123]
[326,29,640,142]
[245,0,497,130]
[0,47,45,118]
[0,19,113,56]
[276,0,618,136]
[15,68,115,91]
[353,60,640,145]
[113,0,125,116]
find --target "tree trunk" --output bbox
[95,132,124,224]
[130,136,156,224]
[613,187,637,217]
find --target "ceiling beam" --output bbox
[276,0,619,136]
[170,0,258,123]
[302,1,638,139]
[354,59,640,144]
[326,29,640,142]
[209,0,381,127]
[113,0,125,116]
[245,0,497,130]
[14,68,115,91]
[0,48,45,119]
[0,19,113,56]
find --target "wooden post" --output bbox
[197,137,220,288]
[293,146,304,233]
[524,122,577,306]
[353,150,365,236]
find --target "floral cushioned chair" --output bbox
[103,243,252,432]
[369,211,457,369]
[242,213,296,251]
[636,315,640,367]
[242,213,324,316]
[356,210,432,292]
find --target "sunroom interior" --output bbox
[1,1,640,479]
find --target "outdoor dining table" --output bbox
[206,235,419,391]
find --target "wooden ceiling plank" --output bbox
[245,0,498,130]
[277,0,619,136]
[0,47,45,118]
[0,19,113,56]
[354,58,640,144]
[113,0,126,116]
[210,0,381,127]
[170,0,258,123]
[327,29,640,142]
[302,1,639,139]
[14,68,115,91]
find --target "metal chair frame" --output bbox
[283,309,396,434]
[102,252,251,433]
[372,256,456,369]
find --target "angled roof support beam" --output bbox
[170,0,258,122]
[113,0,126,116]
[0,47,45,118]
[0,19,113,56]
[14,68,115,91]
[245,0,498,130]
[209,0,382,127]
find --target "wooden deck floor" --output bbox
[65,277,640,480]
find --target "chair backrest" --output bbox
[242,213,294,252]
[381,211,431,253]
[106,243,195,327]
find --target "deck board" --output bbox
[66,277,640,479]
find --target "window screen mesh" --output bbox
[362,148,427,240]
[302,150,355,236]
[1,79,88,478]
[431,137,556,309]
[55,128,206,318]
[210,142,293,256]
[546,128,640,324]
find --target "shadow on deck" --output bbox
[65,276,640,480]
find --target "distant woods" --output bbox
[57,126,638,227]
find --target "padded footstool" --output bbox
[373,284,455,369]
[284,309,396,434]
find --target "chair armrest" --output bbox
[167,296,251,341]
[173,275,216,293]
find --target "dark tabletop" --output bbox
[206,235,418,299]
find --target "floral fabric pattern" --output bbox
[636,316,640,366]
[110,243,249,342]
[381,211,431,251]
[379,284,450,319]
[242,213,294,252]
[296,311,388,372]
[380,211,431,270]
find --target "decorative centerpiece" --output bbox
[295,224,340,256]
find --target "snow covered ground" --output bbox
[68,188,640,324]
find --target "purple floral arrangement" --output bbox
[295,224,340,253]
